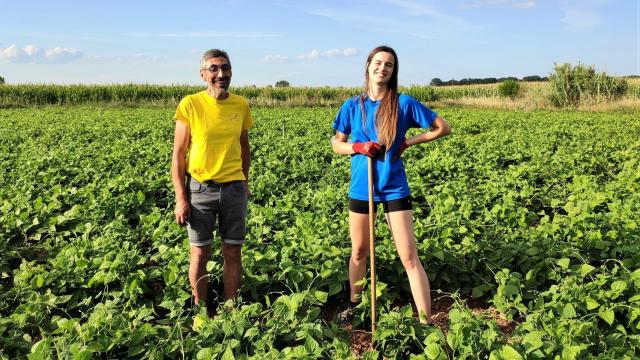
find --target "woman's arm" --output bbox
[331,131,356,155]
[406,116,451,146]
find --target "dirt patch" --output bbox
[323,294,521,357]
[348,326,373,357]
[431,295,520,338]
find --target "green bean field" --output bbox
[1,103,639,358]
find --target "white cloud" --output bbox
[0,44,83,64]
[131,53,169,62]
[44,47,83,64]
[263,54,290,62]
[343,48,358,57]
[298,49,321,60]
[264,48,358,62]
[297,48,359,60]
[457,0,536,10]
[512,2,535,9]
[125,31,279,39]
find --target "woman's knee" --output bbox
[399,252,422,271]
[351,246,369,263]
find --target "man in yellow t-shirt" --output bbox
[171,49,252,315]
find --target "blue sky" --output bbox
[0,0,637,86]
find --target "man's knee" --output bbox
[222,243,242,263]
[190,246,211,268]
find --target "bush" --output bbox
[275,80,290,87]
[549,63,628,107]
[0,75,4,85]
[498,79,520,100]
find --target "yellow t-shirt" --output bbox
[174,91,253,183]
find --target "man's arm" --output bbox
[240,130,251,196]
[172,121,191,225]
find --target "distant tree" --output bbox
[0,75,4,85]
[522,75,545,82]
[430,78,443,86]
[275,80,290,87]
[498,79,520,101]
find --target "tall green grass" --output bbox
[0,78,634,107]
[549,63,628,107]
[0,83,499,107]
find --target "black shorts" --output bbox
[349,196,412,214]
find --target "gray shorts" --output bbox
[186,176,247,247]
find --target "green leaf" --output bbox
[611,280,627,293]
[599,309,615,325]
[220,346,234,360]
[579,264,596,277]
[28,339,51,360]
[562,303,577,318]
[522,331,544,353]
[499,345,523,360]
[556,258,570,269]
[472,284,492,298]
[362,350,380,360]
[304,336,321,355]
[314,291,328,303]
[35,274,44,288]
[425,342,442,359]
[561,345,582,360]
[584,297,599,311]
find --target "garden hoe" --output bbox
[367,156,377,336]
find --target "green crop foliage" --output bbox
[1,106,639,358]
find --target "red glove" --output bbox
[352,141,382,158]
[392,139,409,161]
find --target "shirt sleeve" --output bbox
[332,99,353,135]
[242,101,253,131]
[408,97,437,129]
[174,97,192,126]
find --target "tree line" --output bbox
[430,75,548,86]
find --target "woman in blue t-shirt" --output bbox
[331,45,451,324]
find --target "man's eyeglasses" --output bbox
[203,64,231,74]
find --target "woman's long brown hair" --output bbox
[360,45,399,150]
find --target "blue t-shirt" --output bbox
[333,94,437,201]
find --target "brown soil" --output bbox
[430,295,520,337]
[324,294,521,357]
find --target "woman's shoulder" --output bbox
[398,93,419,104]
[339,95,362,110]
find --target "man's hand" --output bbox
[175,199,191,226]
[352,141,383,158]
[243,181,251,198]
